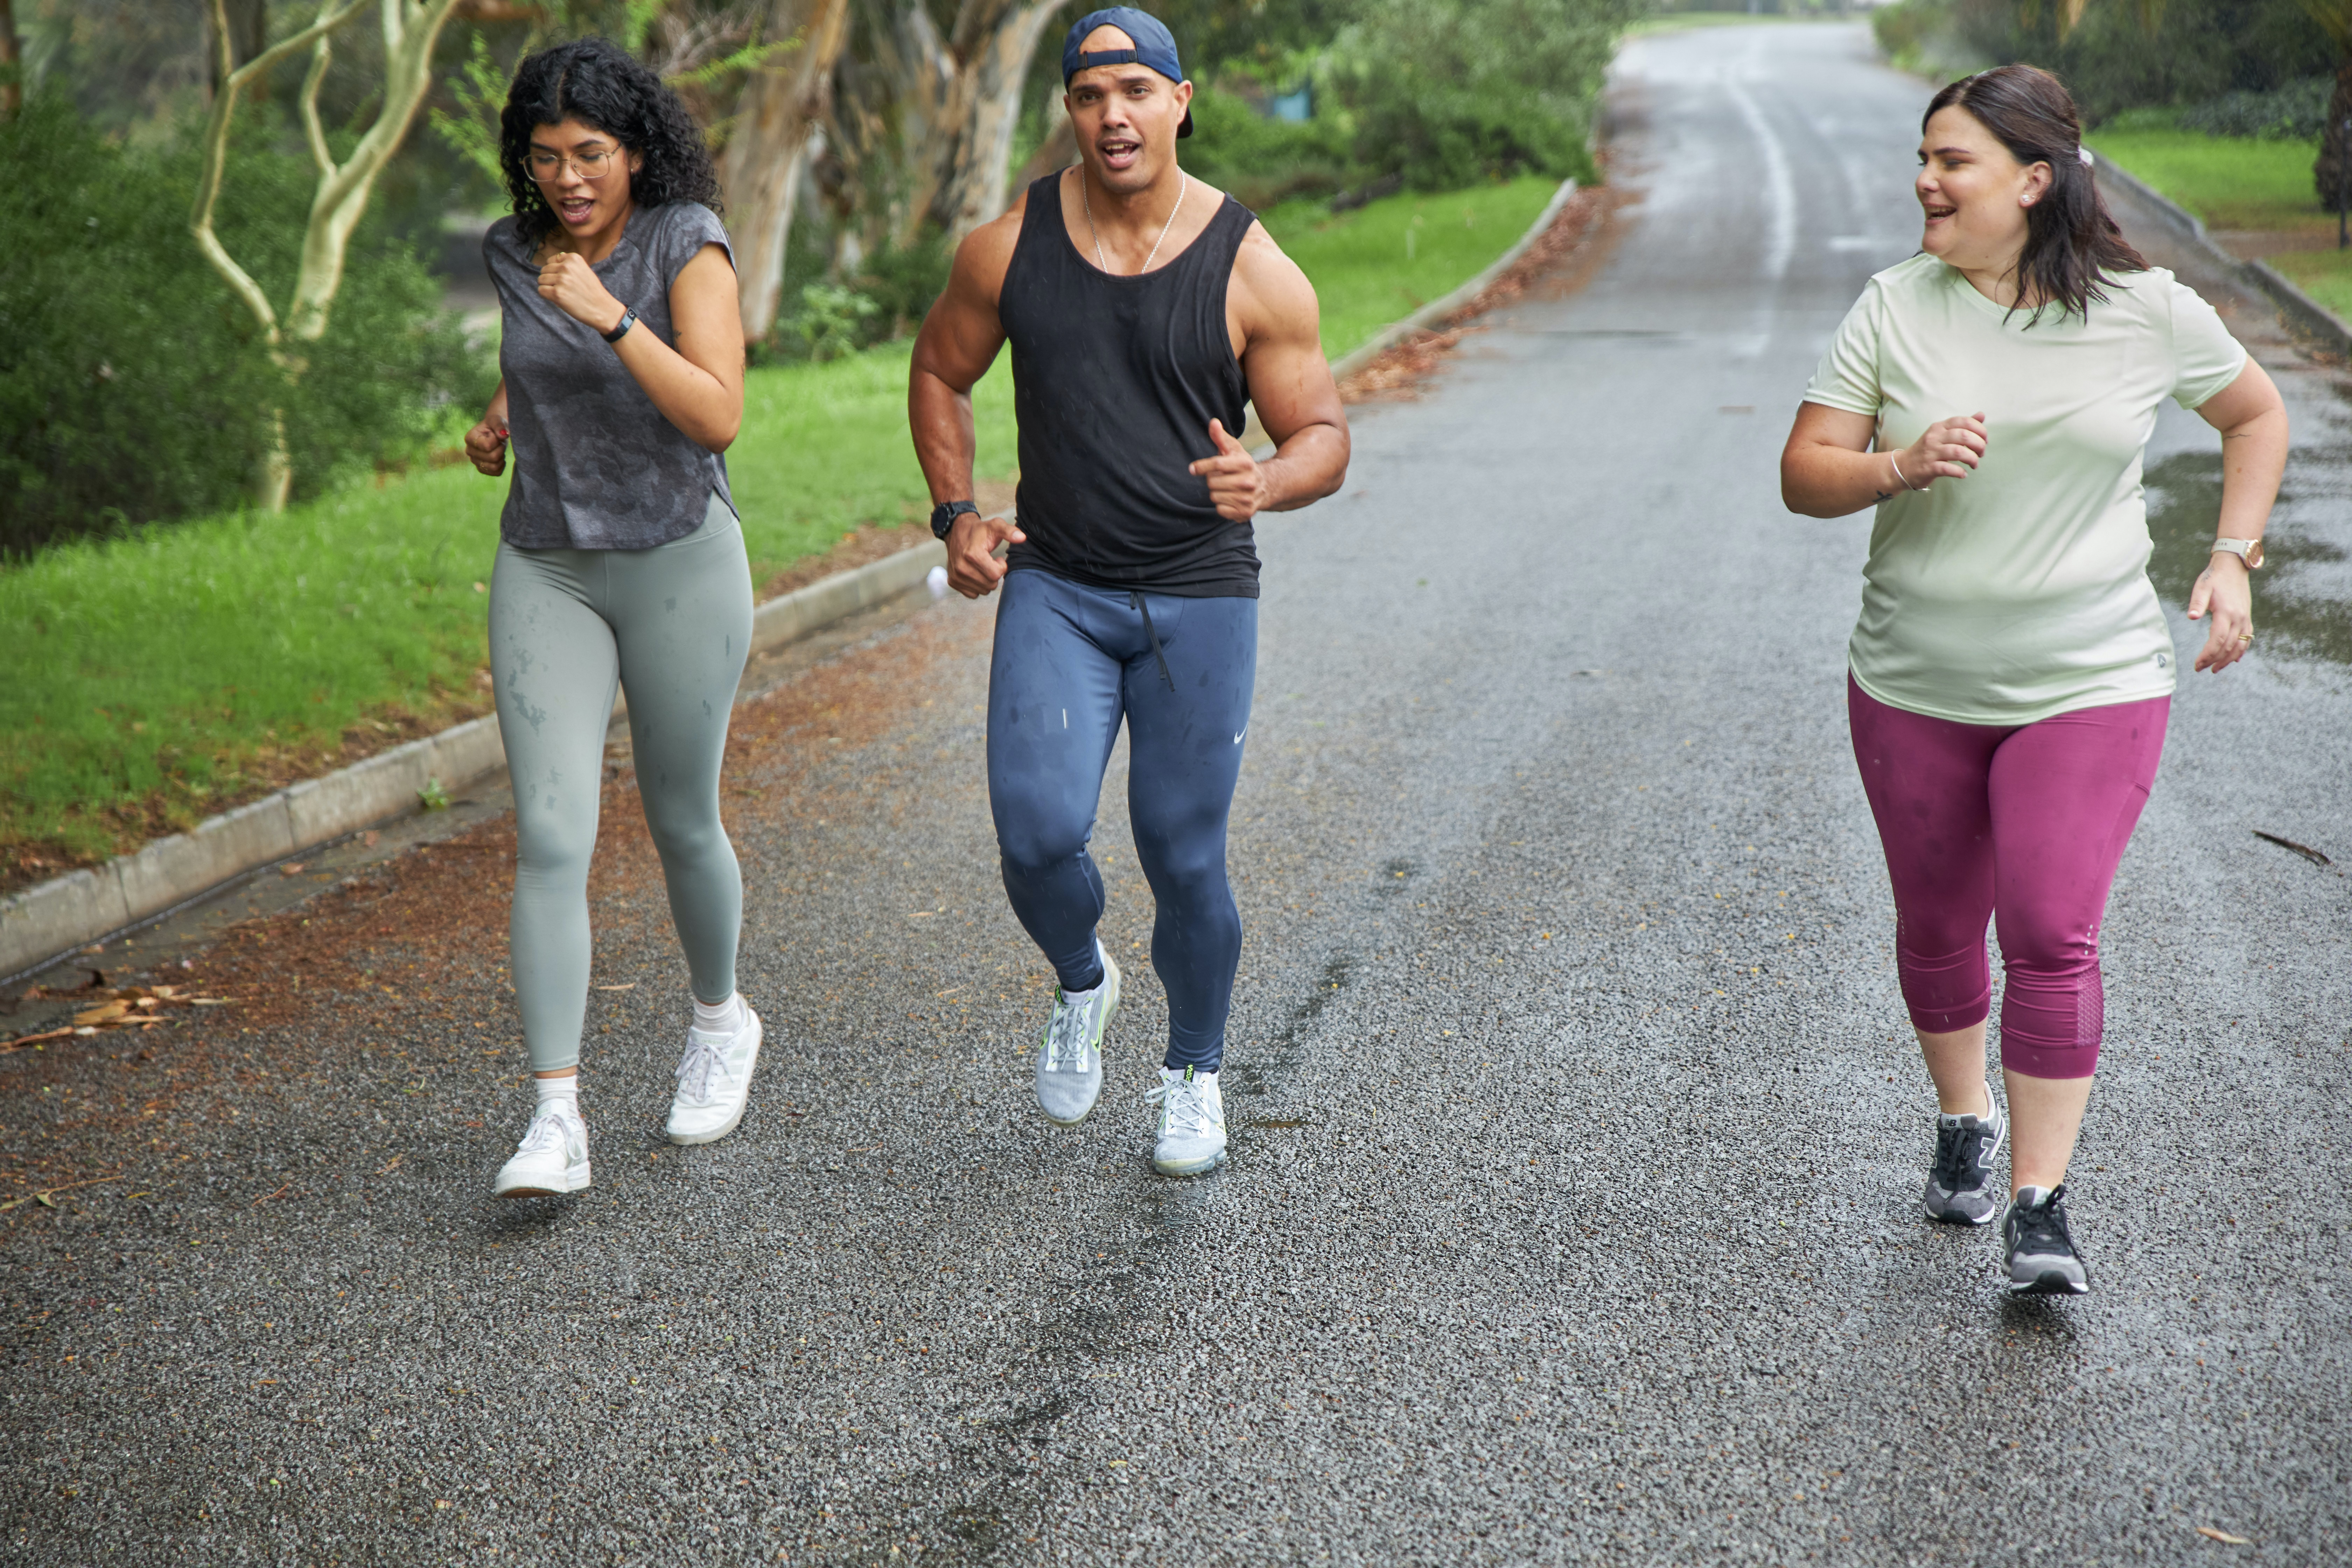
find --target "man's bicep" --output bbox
[1238,242,1341,444]
[914,224,1015,392]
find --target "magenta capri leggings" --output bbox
[1848,675,2168,1079]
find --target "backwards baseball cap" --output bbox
[1061,7,1191,138]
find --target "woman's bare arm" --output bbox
[536,243,746,451]
[1780,402,1988,517]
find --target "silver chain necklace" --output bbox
[1082,170,1188,275]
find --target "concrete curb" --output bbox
[0,537,947,984]
[1327,177,1582,382]
[2093,155,2352,360]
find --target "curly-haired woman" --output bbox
[462,37,761,1198]
[1780,65,2287,1294]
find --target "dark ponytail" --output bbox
[1924,64,2146,325]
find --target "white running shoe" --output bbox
[667,996,762,1146]
[1035,945,1121,1127]
[1145,1064,1227,1177]
[492,1105,592,1198]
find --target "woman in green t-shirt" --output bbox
[1779,65,2287,1297]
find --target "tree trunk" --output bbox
[192,0,464,509]
[1011,96,1076,190]
[937,0,1066,242]
[214,0,270,99]
[720,0,853,345]
[0,0,23,121]
[888,0,1069,248]
[2319,54,2352,215]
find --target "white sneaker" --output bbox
[1144,1065,1227,1177]
[492,1106,592,1198]
[1035,944,1121,1127]
[667,996,762,1146]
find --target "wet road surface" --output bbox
[6,21,2350,1566]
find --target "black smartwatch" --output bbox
[601,305,638,343]
[930,499,979,540]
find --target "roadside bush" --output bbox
[1183,82,1353,208]
[0,94,479,558]
[2179,76,2332,139]
[1332,0,1631,190]
[1949,0,2332,126]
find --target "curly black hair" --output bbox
[499,36,722,246]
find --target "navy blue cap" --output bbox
[1061,7,1191,137]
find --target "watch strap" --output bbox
[601,306,638,343]
[930,499,979,540]
[2211,537,2263,568]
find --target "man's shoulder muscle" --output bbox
[1229,221,1318,346]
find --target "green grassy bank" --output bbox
[1262,176,1560,360]
[2087,128,2352,322]
[2,175,1563,884]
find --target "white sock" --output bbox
[534,1075,580,1119]
[692,994,742,1034]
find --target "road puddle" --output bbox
[2144,448,2352,665]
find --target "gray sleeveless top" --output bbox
[485,201,737,551]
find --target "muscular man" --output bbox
[910,6,1348,1175]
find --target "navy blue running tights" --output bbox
[986,568,1257,1073]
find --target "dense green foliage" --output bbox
[1872,0,2333,121]
[0,94,480,557]
[1331,0,1631,189]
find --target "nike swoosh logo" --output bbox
[1233,728,1247,744]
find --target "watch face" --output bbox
[2246,540,2265,569]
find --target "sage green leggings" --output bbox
[489,494,754,1072]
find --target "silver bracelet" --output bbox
[1888,451,1916,491]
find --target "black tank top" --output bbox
[998,174,1260,598]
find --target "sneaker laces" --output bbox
[1930,1115,1993,1191]
[517,1106,577,1155]
[1043,989,1094,1073]
[676,1027,734,1104]
[2010,1184,2074,1254]
[1145,1073,1213,1138]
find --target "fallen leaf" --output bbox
[2196,1527,2250,1545]
[2252,830,2330,867]
[376,1155,403,1176]
[279,863,307,877]
[595,983,636,992]
[71,1001,128,1027]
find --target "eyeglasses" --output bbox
[527,147,619,181]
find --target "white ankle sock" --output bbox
[534,1076,579,1118]
[692,994,741,1034]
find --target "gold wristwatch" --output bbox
[2211,537,2265,569]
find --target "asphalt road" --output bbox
[7,22,2350,1566]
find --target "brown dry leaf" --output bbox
[2196,1527,2250,1545]
[376,1154,403,1176]
[72,1001,129,1027]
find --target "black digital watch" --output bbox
[930,499,979,540]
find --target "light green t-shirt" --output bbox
[1804,253,2247,725]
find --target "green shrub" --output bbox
[1183,83,1353,209]
[0,94,480,558]
[2179,76,2332,139]
[1331,0,1630,191]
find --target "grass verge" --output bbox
[1260,176,1562,360]
[2086,129,2323,234]
[1,346,1015,886]
[2,176,1552,888]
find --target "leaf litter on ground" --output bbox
[4,982,235,1050]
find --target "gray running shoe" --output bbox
[1145,1064,1227,1177]
[1034,945,1120,1127]
[1923,1088,2006,1225]
[2001,1184,2091,1296]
